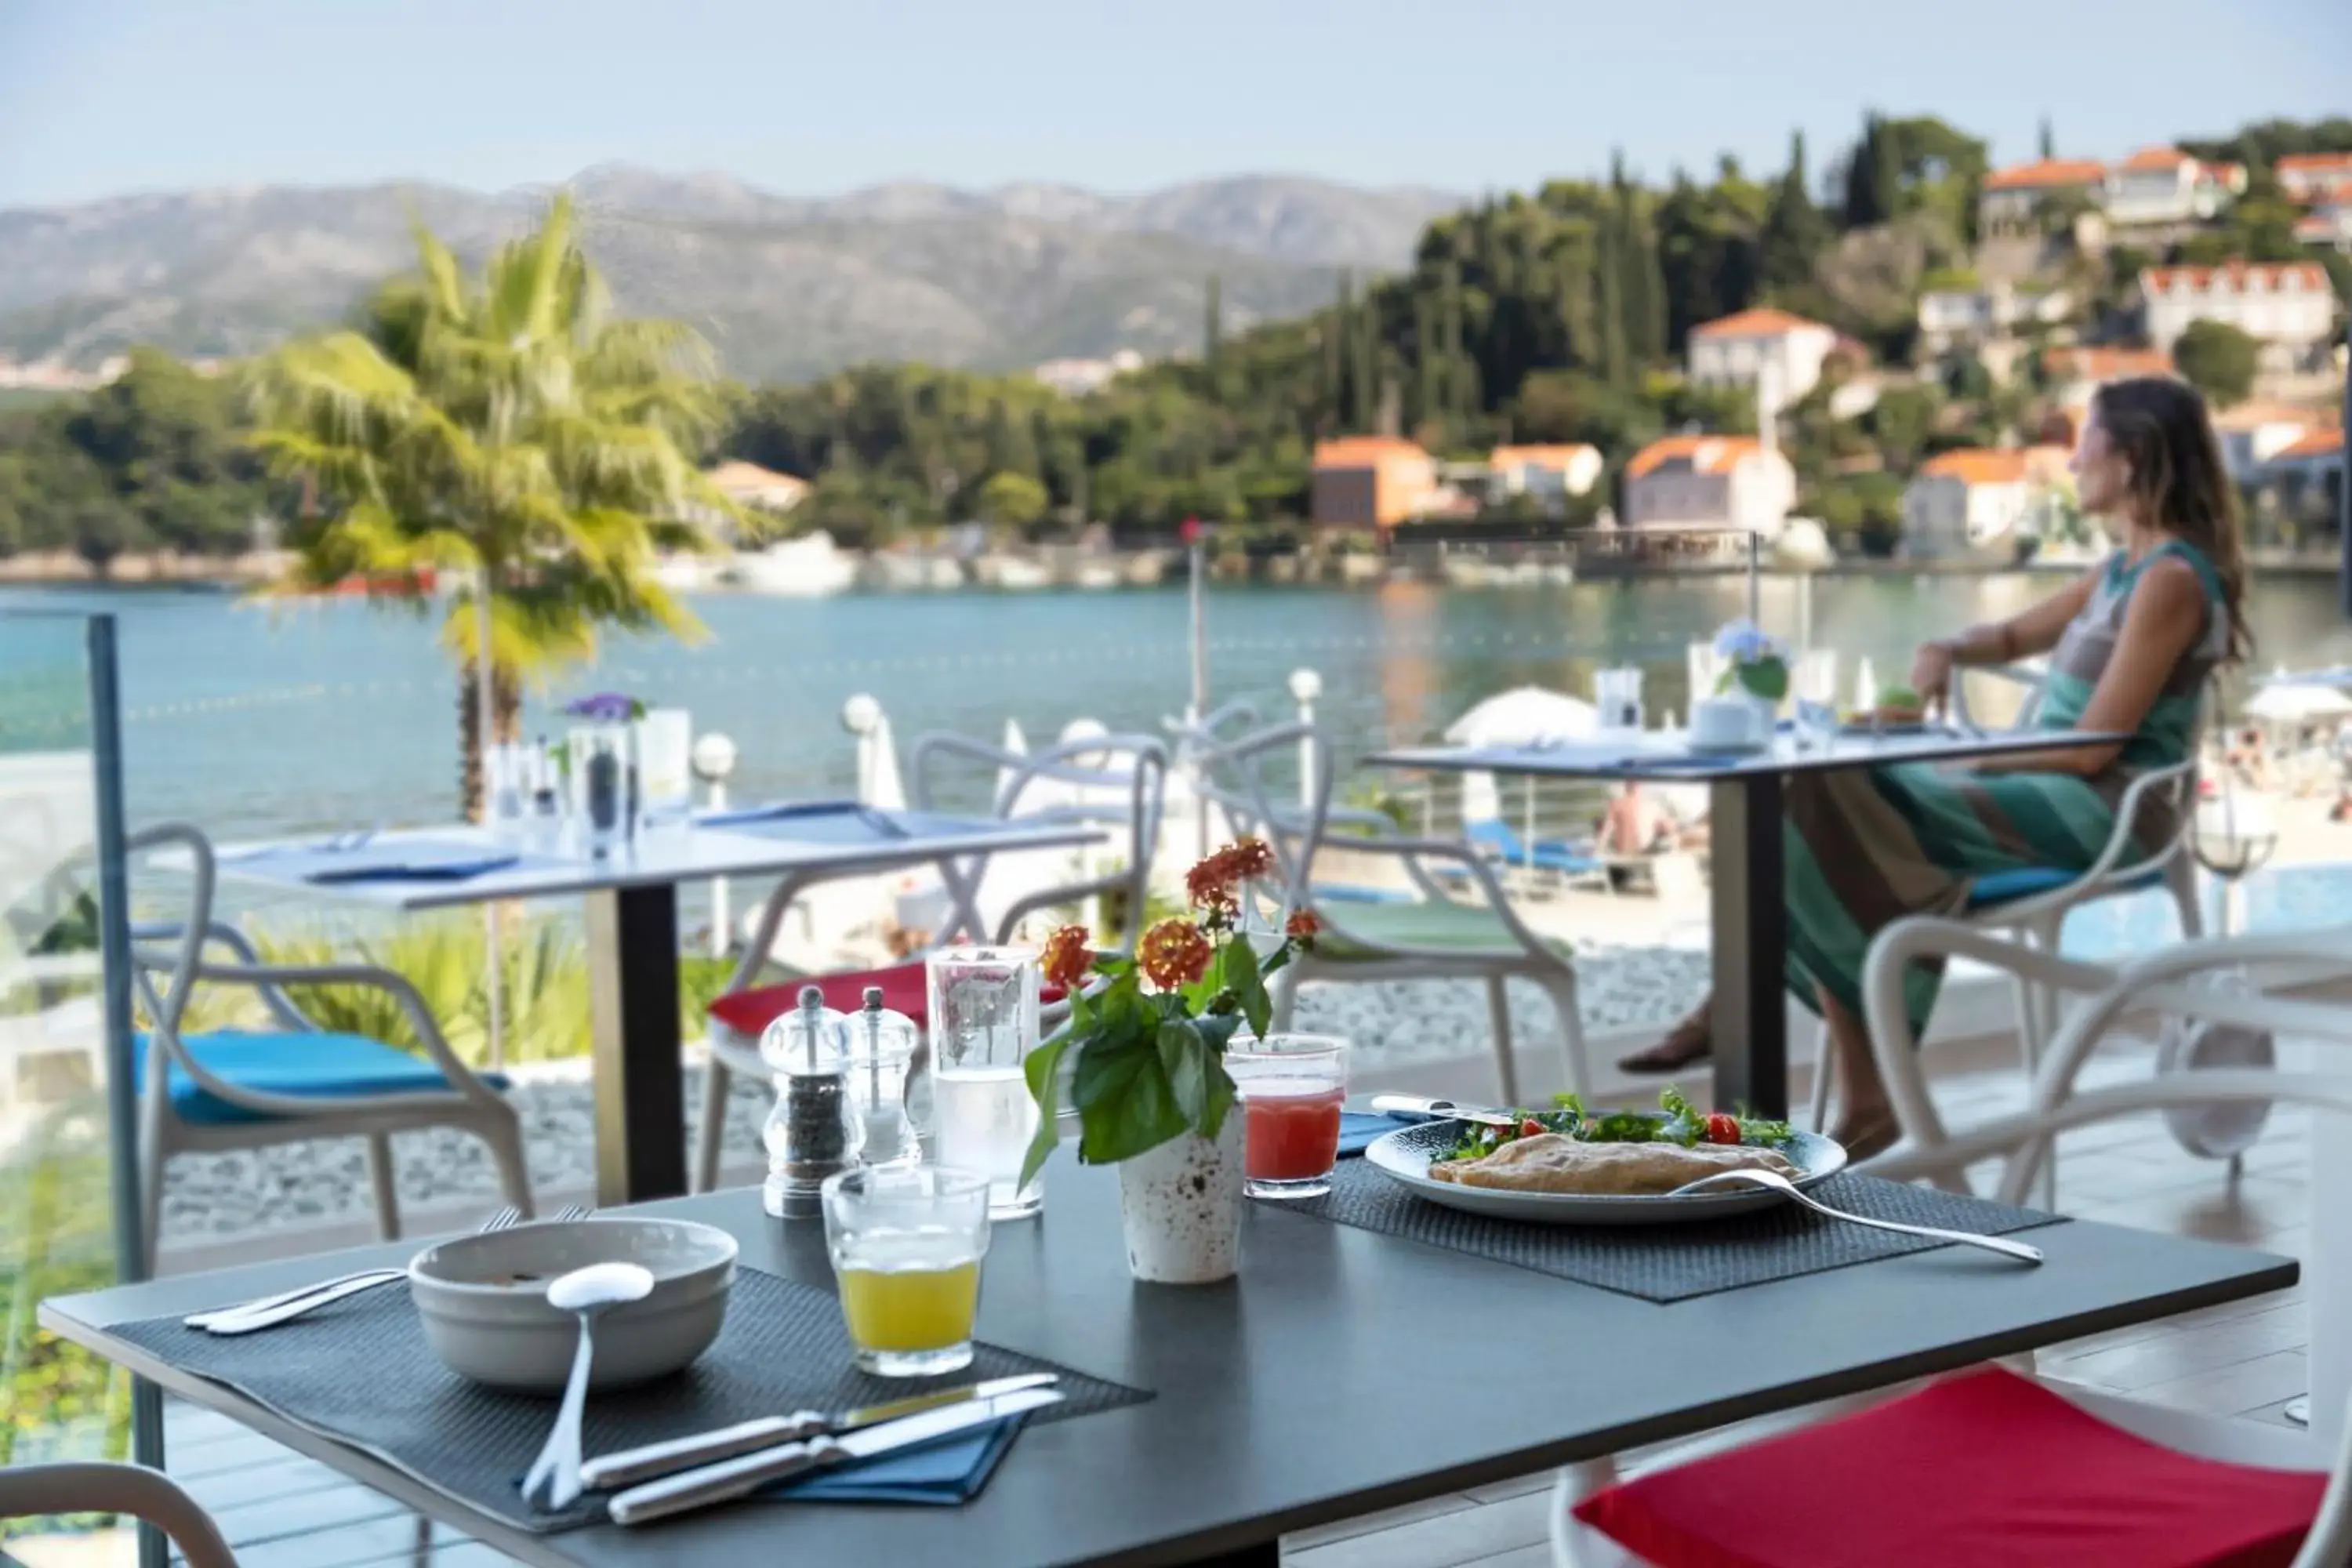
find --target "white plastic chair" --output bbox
[1551,930,2352,1566]
[1192,720,1591,1106]
[1807,661,2203,1135]
[0,1463,238,1568]
[690,734,1169,1192]
[131,824,532,1269]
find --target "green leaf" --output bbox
[1018,1031,1071,1189]
[1076,1051,1188,1164]
[1198,1056,1240,1142]
[1216,937,1272,1038]
[1071,1029,1154,1114]
[1158,1018,1209,1123]
[1735,657,1789,702]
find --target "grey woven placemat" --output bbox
[114,1265,1148,1534]
[1272,1163,2061,1302]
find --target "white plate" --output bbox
[1364,1120,1848,1225]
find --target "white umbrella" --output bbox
[996,718,1029,811]
[1443,686,1599,747]
[862,714,907,810]
[2245,685,2352,723]
[1853,656,1879,713]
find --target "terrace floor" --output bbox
[8,1022,2326,1568]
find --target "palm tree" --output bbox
[247,195,734,815]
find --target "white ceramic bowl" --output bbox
[407,1218,739,1393]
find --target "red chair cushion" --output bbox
[706,962,1065,1038]
[1572,1368,2325,1568]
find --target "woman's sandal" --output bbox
[1615,1014,1711,1075]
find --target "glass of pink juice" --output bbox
[1229,1034,1348,1199]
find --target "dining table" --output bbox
[44,1154,2294,1567]
[206,809,1104,1205]
[1365,725,2128,1118]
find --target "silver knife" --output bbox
[579,1373,1058,1491]
[1368,1094,1519,1128]
[608,1387,1066,1526]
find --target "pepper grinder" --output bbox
[759,985,861,1218]
[840,985,922,1169]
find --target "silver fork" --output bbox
[188,1203,590,1334]
[1667,1169,2045,1264]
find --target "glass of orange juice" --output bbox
[822,1165,992,1377]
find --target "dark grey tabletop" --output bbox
[43,1164,2293,1568]
[1367,727,2129,783]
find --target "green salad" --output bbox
[1440,1086,1796,1164]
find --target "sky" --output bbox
[2,0,2348,208]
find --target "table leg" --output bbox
[586,882,686,1205]
[1708,774,1788,1119]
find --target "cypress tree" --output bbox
[1842,112,1882,228]
[1597,207,1630,390]
[2038,116,2055,161]
[1202,273,1223,388]
[1413,290,1442,425]
[1350,287,1379,432]
[1871,116,1905,221]
[1761,129,1828,296]
[1326,272,1352,428]
[1440,257,1465,419]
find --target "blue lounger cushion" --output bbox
[133,1029,508,1125]
[1968,866,2165,909]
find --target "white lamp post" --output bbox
[692,731,739,959]
[1288,667,1322,809]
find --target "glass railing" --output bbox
[0,608,151,1559]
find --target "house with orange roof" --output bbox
[2137,262,2336,378]
[1686,308,1839,405]
[2040,346,2177,409]
[1310,437,1439,533]
[1621,434,1795,535]
[2103,147,2245,227]
[1486,444,1603,508]
[1901,448,2065,561]
[2277,153,2352,203]
[2212,401,2332,477]
[1977,158,2108,234]
[2292,186,2352,254]
[2256,427,2345,524]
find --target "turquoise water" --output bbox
[2063,864,2352,958]
[5,574,2351,855]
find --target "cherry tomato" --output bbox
[1703,1112,1743,1145]
[1520,1118,1546,1138]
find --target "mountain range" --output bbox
[0,168,1461,383]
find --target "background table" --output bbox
[1368,728,2125,1116]
[211,817,1102,1203]
[45,1163,2292,1567]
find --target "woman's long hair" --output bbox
[2089,376,2252,662]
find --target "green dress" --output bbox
[1780,538,2227,1035]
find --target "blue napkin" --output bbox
[760,1414,1022,1505]
[238,840,522,885]
[1338,1112,1414,1157]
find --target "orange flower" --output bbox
[1185,853,1239,913]
[1137,916,1214,990]
[1040,924,1093,991]
[1226,837,1276,880]
[1286,909,1319,946]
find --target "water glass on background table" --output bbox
[927,946,1044,1219]
[822,1166,992,1377]
[1229,1033,1348,1199]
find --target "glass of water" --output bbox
[925,946,1044,1219]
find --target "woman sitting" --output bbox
[1616,377,2248,1158]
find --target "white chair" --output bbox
[0,1463,238,1568]
[1552,930,2352,1567]
[131,824,532,1269]
[1192,720,1591,1106]
[1807,661,2204,1137]
[690,735,1168,1192]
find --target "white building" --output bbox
[1622,435,1795,536]
[2295,192,2352,255]
[1031,350,1144,397]
[1486,445,1602,507]
[2278,153,2352,203]
[1901,448,2066,561]
[2138,262,2337,375]
[1915,282,2074,354]
[2212,403,2328,478]
[1686,309,1839,404]
[2102,147,2246,228]
[1977,158,2108,235]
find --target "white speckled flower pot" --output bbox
[1116,1115,1245,1285]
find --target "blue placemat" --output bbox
[228,840,530,885]
[1339,1112,1414,1157]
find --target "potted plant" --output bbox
[1697,619,1789,747]
[1019,838,1318,1283]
